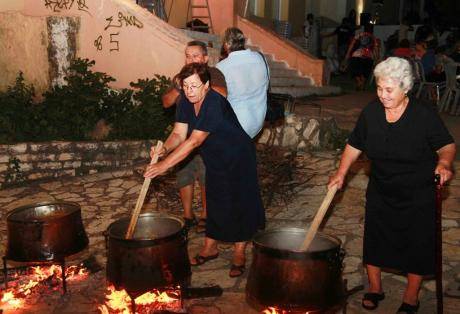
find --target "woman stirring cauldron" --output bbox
[328,57,455,313]
[144,62,265,278]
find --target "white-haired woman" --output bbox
[329,57,455,313]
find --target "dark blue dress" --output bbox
[348,98,454,275]
[176,90,265,242]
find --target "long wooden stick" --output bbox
[299,185,338,251]
[125,141,163,239]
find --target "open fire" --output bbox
[98,285,182,314]
[0,264,88,309]
[262,307,318,314]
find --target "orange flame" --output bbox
[262,307,287,314]
[99,285,180,313]
[0,264,88,309]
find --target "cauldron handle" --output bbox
[125,141,163,239]
[299,185,338,251]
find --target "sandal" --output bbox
[362,292,385,310]
[229,264,246,278]
[196,218,206,234]
[190,253,219,266]
[396,302,419,313]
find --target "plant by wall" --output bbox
[0,59,174,144]
[0,73,42,143]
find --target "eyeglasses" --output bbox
[182,83,203,91]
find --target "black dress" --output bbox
[348,98,454,275]
[176,90,265,242]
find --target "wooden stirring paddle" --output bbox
[299,184,338,251]
[125,140,163,239]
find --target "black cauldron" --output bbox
[246,228,345,313]
[106,213,191,298]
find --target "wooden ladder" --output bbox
[187,0,214,34]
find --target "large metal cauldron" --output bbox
[6,202,89,262]
[246,228,345,313]
[106,213,191,298]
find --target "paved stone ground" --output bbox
[1,87,460,313]
[0,148,459,313]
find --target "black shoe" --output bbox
[396,301,419,313]
[362,292,385,310]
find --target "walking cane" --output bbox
[435,174,443,314]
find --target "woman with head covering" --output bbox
[144,62,264,278]
[329,57,455,313]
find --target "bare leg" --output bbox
[179,183,194,219]
[403,273,422,305]
[233,242,246,266]
[199,183,207,219]
[229,242,247,277]
[190,237,219,265]
[363,264,383,307]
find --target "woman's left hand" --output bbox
[144,161,169,179]
[435,163,453,186]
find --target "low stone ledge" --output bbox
[257,114,347,151]
[0,140,155,188]
[0,115,346,188]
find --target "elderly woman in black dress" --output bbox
[329,57,455,313]
[144,63,264,278]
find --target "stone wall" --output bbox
[257,114,346,151]
[0,140,154,189]
[0,114,344,188]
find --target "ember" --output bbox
[98,285,181,313]
[0,264,88,309]
[262,307,284,314]
[261,307,317,314]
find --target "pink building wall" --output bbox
[0,0,324,92]
[4,0,191,90]
[236,16,326,86]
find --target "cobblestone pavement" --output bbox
[0,149,459,313]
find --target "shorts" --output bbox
[176,154,205,188]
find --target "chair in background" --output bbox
[439,62,460,115]
[413,59,446,105]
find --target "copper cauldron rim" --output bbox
[6,201,81,223]
[107,212,185,242]
[253,227,342,254]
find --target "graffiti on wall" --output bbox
[44,0,90,15]
[94,12,144,52]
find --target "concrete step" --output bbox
[270,68,299,78]
[182,29,221,45]
[270,76,313,87]
[267,59,288,70]
[271,85,342,98]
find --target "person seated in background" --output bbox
[415,41,436,79]
[392,39,414,59]
[450,40,460,63]
[162,40,227,232]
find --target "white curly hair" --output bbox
[373,57,414,93]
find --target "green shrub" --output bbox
[0,58,174,144]
[0,73,41,143]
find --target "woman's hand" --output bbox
[144,161,169,179]
[328,172,345,190]
[435,162,453,186]
[436,143,456,186]
[150,145,167,159]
